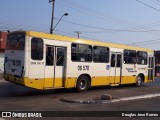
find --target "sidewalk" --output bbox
[0,79,7,83]
[0,73,5,83]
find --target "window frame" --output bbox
[6,32,25,50]
[46,46,54,66]
[56,47,65,66]
[71,43,92,62]
[93,46,110,63]
[31,37,44,60]
[123,49,137,64]
[137,51,148,65]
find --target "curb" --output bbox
[0,79,7,83]
[111,93,160,103]
[60,93,160,104]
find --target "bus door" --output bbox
[44,45,66,88]
[110,52,122,84]
[148,57,154,81]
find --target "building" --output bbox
[155,51,160,77]
[0,31,7,73]
[155,51,160,65]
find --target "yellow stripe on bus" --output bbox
[26,31,153,52]
[4,74,150,90]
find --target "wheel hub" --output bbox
[80,80,85,89]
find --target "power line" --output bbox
[128,38,160,45]
[0,22,50,33]
[136,0,160,11]
[80,29,160,33]
[134,41,160,45]
[2,0,160,34]
[54,17,160,33]
[150,0,160,5]
[59,0,160,31]
[57,0,160,38]
[54,28,160,46]
[2,21,160,47]
[2,17,160,34]
[57,0,146,30]
[54,29,101,41]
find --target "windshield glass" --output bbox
[6,33,25,50]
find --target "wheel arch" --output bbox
[75,74,91,87]
[138,73,145,82]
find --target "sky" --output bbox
[1,0,160,50]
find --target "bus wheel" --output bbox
[135,75,143,87]
[76,75,90,92]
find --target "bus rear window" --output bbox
[6,33,25,50]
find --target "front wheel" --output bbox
[135,75,143,87]
[76,75,90,92]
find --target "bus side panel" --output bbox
[121,64,137,84]
[66,63,110,88]
[27,37,45,89]
[64,44,77,88]
[43,39,68,89]
[23,36,30,86]
[65,43,110,88]
[137,65,148,83]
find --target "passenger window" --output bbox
[71,43,92,62]
[57,48,65,66]
[117,54,121,67]
[124,50,136,64]
[111,54,116,67]
[137,51,148,65]
[31,38,43,60]
[46,46,54,66]
[93,46,109,63]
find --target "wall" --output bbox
[0,31,7,50]
[0,31,7,72]
[0,53,4,73]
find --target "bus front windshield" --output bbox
[6,33,25,50]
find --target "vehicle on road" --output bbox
[3,31,155,92]
[155,51,160,77]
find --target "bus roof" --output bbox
[24,31,153,52]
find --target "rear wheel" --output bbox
[135,75,143,87]
[76,75,90,92]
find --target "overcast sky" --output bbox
[1,0,160,50]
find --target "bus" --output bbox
[155,51,160,77]
[3,31,155,92]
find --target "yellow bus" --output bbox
[4,31,155,92]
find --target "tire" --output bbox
[76,75,90,92]
[135,75,143,87]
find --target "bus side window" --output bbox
[46,46,54,66]
[111,54,115,67]
[124,50,136,64]
[57,48,65,66]
[117,54,121,67]
[93,46,109,63]
[31,38,43,60]
[71,43,92,62]
[137,51,148,65]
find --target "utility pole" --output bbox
[49,0,55,34]
[74,31,81,39]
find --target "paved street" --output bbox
[0,78,160,120]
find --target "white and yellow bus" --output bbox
[3,31,154,92]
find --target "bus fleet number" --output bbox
[77,65,89,71]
